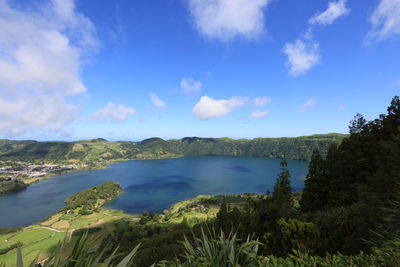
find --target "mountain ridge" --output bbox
[0,133,347,162]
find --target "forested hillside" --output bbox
[63,182,122,215]
[0,133,345,162]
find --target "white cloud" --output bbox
[0,0,98,136]
[250,110,269,118]
[90,103,136,123]
[367,0,400,42]
[192,95,246,119]
[338,104,345,110]
[283,39,320,76]
[393,80,400,87]
[283,0,349,76]
[254,96,271,106]
[149,92,166,109]
[181,78,202,93]
[188,0,270,42]
[309,0,349,26]
[299,98,317,111]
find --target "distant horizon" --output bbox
[2,132,348,143]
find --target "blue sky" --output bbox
[0,0,399,141]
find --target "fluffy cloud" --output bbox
[367,0,400,42]
[283,0,349,76]
[250,110,269,118]
[149,92,167,109]
[253,96,271,107]
[181,78,202,94]
[298,98,317,111]
[188,0,270,41]
[192,95,246,119]
[309,0,349,26]
[90,103,136,123]
[283,39,320,76]
[0,0,98,136]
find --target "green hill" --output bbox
[0,133,346,163]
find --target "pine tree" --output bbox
[270,160,293,220]
[300,150,325,212]
[215,199,229,231]
[349,113,367,134]
[272,159,293,205]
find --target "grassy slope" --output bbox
[0,193,248,266]
[0,229,66,266]
[163,194,257,225]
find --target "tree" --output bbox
[275,218,319,254]
[349,113,366,134]
[215,199,229,232]
[300,150,326,212]
[272,160,293,205]
[270,159,294,221]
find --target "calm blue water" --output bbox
[0,156,308,228]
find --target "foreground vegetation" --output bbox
[7,226,400,267]
[0,184,247,266]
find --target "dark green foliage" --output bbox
[72,227,102,237]
[0,180,28,195]
[106,221,196,266]
[300,95,400,254]
[171,133,346,160]
[63,182,122,212]
[275,218,319,254]
[177,228,262,266]
[213,161,310,257]
[212,96,400,257]
[19,228,400,266]
[308,203,374,254]
[0,141,72,161]
[300,150,326,212]
[272,160,293,208]
[368,190,400,248]
[215,200,229,231]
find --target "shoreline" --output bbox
[0,154,187,196]
[0,154,308,198]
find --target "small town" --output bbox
[0,164,74,180]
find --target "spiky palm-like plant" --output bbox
[157,228,262,267]
[13,231,139,267]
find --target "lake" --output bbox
[0,156,308,228]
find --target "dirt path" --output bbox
[25,226,74,233]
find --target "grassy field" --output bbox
[0,193,256,266]
[156,194,257,226]
[0,209,129,266]
[0,229,66,266]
